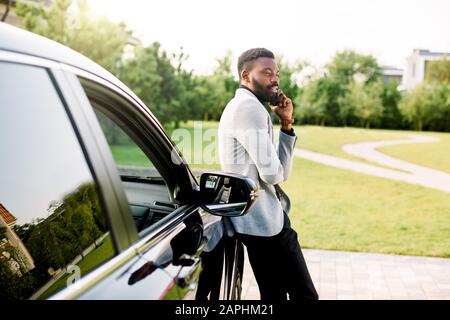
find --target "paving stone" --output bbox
[242,248,450,300]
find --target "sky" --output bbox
[87,0,450,76]
[0,64,95,225]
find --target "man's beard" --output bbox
[251,77,277,103]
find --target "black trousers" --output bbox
[237,213,319,301]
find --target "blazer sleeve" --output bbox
[277,130,297,181]
[232,99,297,185]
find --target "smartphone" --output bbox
[269,89,284,106]
[269,89,283,106]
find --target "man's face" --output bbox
[245,57,280,103]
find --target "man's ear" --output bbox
[241,69,250,83]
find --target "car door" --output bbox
[48,66,242,300]
[0,58,121,300]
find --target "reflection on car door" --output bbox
[0,62,118,300]
[72,204,220,300]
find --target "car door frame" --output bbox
[54,62,201,233]
[51,62,244,300]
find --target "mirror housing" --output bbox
[199,172,258,217]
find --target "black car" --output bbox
[0,22,257,300]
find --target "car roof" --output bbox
[0,23,199,199]
[0,22,131,98]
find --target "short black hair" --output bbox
[237,48,275,80]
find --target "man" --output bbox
[217,48,318,300]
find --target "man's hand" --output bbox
[269,90,294,130]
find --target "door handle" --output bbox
[175,255,202,289]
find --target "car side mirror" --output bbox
[199,172,258,217]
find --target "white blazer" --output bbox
[204,88,297,251]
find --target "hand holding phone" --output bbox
[269,89,293,123]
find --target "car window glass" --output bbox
[80,82,178,236]
[95,109,157,171]
[0,62,114,300]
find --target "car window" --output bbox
[0,62,114,300]
[79,79,178,237]
[95,110,157,170]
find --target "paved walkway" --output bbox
[241,134,450,300]
[241,248,450,300]
[294,134,450,193]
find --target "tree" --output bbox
[1,0,12,22]
[60,183,103,257]
[186,75,226,122]
[275,56,305,103]
[67,204,101,258]
[340,81,384,128]
[296,78,329,125]
[27,219,67,271]
[119,43,187,128]
[424,83,450,131]
[80,183,107,232]
[213,49,239,96]
[0,245,35,300]
[173,47,197,124]
[21,182,105,274]
[13,223,36,245]
[297,51,391,127]
[1,224,37,299]
[325,50,382,126]
[15,0,132,74]
[425,58,450,85]
[327,50,382,85]
[399,83,449,131]
[15,0,71,44]
[274,56,305,124]
[207,51,239,120]
[380,79,404,129]
[186,51,238,122]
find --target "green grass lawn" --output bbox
[293,125,405,159]
[295,125,450,174]
[111,145,154,167]
[167,122,445,171]
[110,122,450,257]
[154,122,450,174]
[378,131,450,174]
[37,235,114,299]
[282,158,450,258]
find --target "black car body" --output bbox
[0,22,256,300]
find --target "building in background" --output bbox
[0,203,35,273]
[403,49,450,90]
[382,66,403,85]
